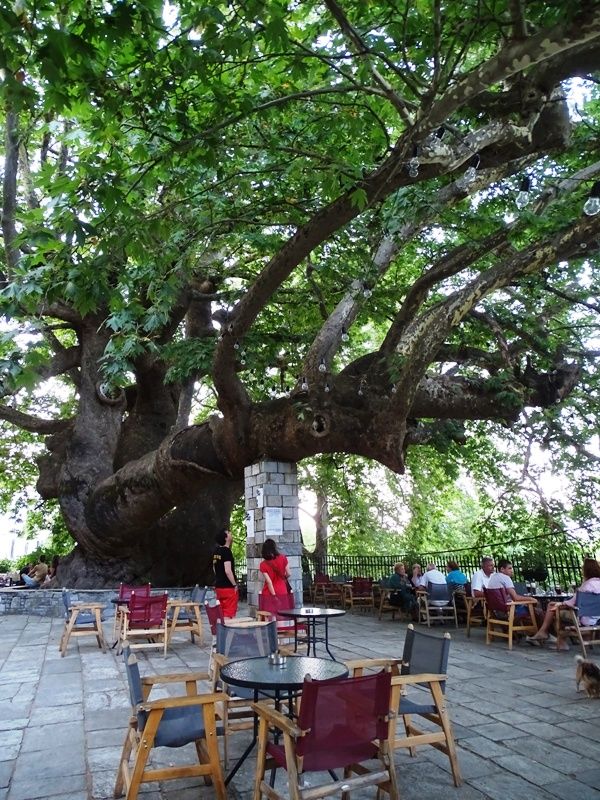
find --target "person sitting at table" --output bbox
[470,556,495,597]
[419,563,447,588]
[20,556,48,588]
[410,563,422,587]
[488,559,541,624]
[446,560,468,586]
[388,563,418,618]
[259,538,291,597]
[526,557,600,650]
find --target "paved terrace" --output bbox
[1,607,600,800]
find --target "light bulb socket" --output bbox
[590,181,600,199]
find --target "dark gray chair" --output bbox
[418,582,458,627]
[559,591,600,657]
[392,624,462,786]
[58,589,106,657]
[115,646,225,800]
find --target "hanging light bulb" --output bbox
[341,327,349,342]
[318,358,326,373]
[324,382,330,393]
[462,154,480,186]
[515,176,531,210]
[407,145,420,178]
[362,283,372,299]
[435,126,445,139]
[300,377,309,391]
[584,182,600,216]
[233,340,240,350]
[239,349,246,366]
[358,386,364,396]
[390,385,397,395]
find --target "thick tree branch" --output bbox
[0,405,71,434]
[1,109,18,283]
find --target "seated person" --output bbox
[470,556,495,597]
[388,563,418,616]
[527,557,600,651]
[446,560,468,586]
[410,563,422,587]
[20,556,48,588]
[419,563,447,589]
[488,558,540,620]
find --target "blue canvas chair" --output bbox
[167,584,207,646]
[418,582,458,627]
[58,589,107,657]
[114,646,225,800]
[212,620,277,765]
[558,591,600,657]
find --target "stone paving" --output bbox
[1,607,600,800]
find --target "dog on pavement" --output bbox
[575,655,600,698]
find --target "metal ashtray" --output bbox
[268,653,287,667]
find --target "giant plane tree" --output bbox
[1,1,600,586]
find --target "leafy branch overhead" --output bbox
[0,1,599,584]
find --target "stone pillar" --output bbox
[244,460,302,611]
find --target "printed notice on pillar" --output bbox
[265,507,283,536]
[245,509,255,538]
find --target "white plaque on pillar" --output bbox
[256,487,264,508]
[265,507,283,536]
[245,509,255,538]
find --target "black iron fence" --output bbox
[237,541,589,592]
[304,545,587,592]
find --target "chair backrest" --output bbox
[190,584,208,604]
[576,591,600,620]
[513,581,527,595]
[296,672,391,771]
[331,574,347,584]
[484,587,510,613]
[204,600,224,635]
[428,582,451,603]
[128,592,168,628]
[314,573,330,586]
[118,583,151,601]
[61,588,73,617]
[122,645,150,734]
[215,620,277,658]
[401,624,450,680]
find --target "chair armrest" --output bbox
[507,598,537,605]
[251,701,302,737]
[345,658,402,676]
[142,671,210,686]
[391,673,447,686]
[138,692,224,711]
[256,611,272,622]
[212,654,229,670]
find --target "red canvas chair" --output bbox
[256,593,307,651]
[119,591,169,657]
[345,577,375,613]
[484,587,537,650]
[253,671,399,800]
[113,583,151,641]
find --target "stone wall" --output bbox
[245,460,302,610]
[0,586,198,618]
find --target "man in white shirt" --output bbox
[470,556,495,597]
[487,559,532,603]
[420,563,447,588]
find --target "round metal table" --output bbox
[278,606,346,659]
